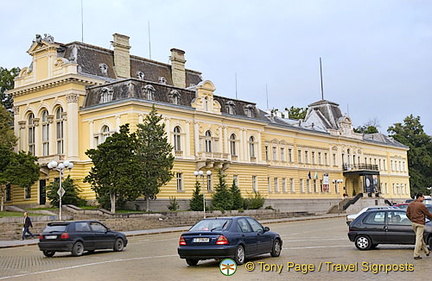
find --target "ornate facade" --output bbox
[6,33,410,211]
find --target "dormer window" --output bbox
[169,90,181,105]
[100,87,114,103]
[137,71,145,80]
[143,85,156,100]
[158,77,167,84]
[226,101,236,114]
[99,63,108,76]
[245,104,255,117]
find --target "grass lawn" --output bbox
[0,211,41,217]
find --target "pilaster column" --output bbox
[66,93,79,159]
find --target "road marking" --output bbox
[0,254,178,280]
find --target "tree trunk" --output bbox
[146,197,149,212]
[110,193,116,213]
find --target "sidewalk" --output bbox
[0,214,345,249]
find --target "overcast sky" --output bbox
[2,0,431,134]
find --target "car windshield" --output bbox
[189,219,232,231]
[43,225,67,233]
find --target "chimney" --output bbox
[112,33,131,78]
[170,48,186,88]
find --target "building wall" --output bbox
[6,35,410,210]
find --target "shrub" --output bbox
[189,181,204,211]
[211,170,233,211]
[230,180,244,210]
[243,190,265,210]
[167,196,179,211]
[46,175,86,207]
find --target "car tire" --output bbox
[186,259,199,266]
[113,238,125,252]
[355,235,372,250]
[234,245,245,265]
[270,239,282,257]
[71,241,84,256]
[43,250,55,257]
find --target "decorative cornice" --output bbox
[9,75,101,98]
[66,93,79,103]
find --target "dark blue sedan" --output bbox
[177,216,282,266]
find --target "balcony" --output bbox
[343,163,379,172]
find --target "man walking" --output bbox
[406,193,432,260]
[21,212,34,240]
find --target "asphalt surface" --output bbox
[0,214,345,249]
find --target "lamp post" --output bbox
[48,160,74,220]
[194,170,212,218]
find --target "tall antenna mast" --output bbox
[148,21,152,59]
[266,84,269,110]
[81,0,84,42]
[319,57,324,100]
[235,73,238,99]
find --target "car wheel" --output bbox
[71,241,84,256]
[43,250,55,257]
[186,259,199,266]
[113,238,125,252]
[355,235,372,250]
[271,239,282,257]
[234,245,245,265]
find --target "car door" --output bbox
[385,210,415,244]
[236,218,258,256]
[90,221,115,249]
[246,218,273,254]
[361,211,388,243]
[73,222,95,249]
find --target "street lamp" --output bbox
[194,170,212,218]
[48,160,74,220]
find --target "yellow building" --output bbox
[6,33,410,212]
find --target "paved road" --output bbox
[0,217,430,280]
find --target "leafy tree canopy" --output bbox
[0,67,20,110]
[4,151,39,189]
[285,106,307,120]
[0,105,17,149]
[84,124,140,213]
[388,115,432,195]
[354,119,380,134]
[46,175,86,207]
[211,170,233,211]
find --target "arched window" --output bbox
[41,110,49,156]
[205,130,212,153]
[55,107,64,154]
[28,113,35,155]
[249,136,255,158]
[101,125,110,143]
[173,126,181,151]
[229,134,236,156]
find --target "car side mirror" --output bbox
[263,226,270,232]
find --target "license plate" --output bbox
[45,235,57,239]
[193,238,209,243]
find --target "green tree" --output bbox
[84,124,140,213]
[243,190,265,210]
[285,106,307,120]
[354,119,380,134]
[46,175,86,207]
[189,181,204,211]
[135,106,174,211]
[388,115,432,195]
[230,180,243,210]
[211,170,233,211]
[4,150,39,195]
[0,67,20,110]
[0,105,17,148]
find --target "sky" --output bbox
[2,0,431,135]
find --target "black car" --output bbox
[38,220,128,257]
[348,209,432,250]
[177,216,282,266]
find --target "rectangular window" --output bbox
[176,173,183,191]
[305,151,309,164]
[25,186,31,199]
[274,178,279,193]
[312,152,315,165]
[282,178,287,193]
[324,153,328,166]
[290,178,295,193]
[252,176,257,192]
[307,179,311,193]
[318,152,322,165]
[298,150,302,163]
[267,177,271,193]
[272,147,277,161]
[265,146,269,160]
[300,179,304,193]
[280,148,285,162]
[207,175,212,192]
[233,175,239,187]
[288,148,293,162]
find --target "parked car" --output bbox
[177,216,282,266]
[348,209,432,250]
[38,220,128,257]
[394,203,409,210]
[346,206,395,225]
